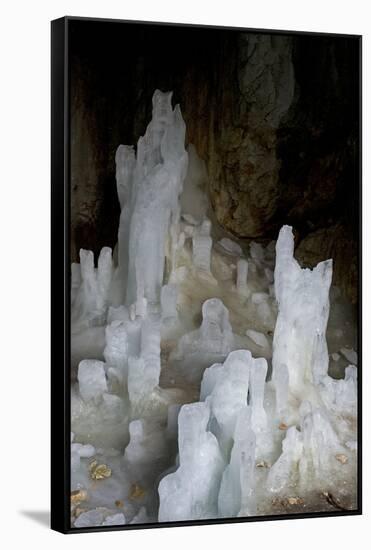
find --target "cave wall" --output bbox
[69,20,360,302]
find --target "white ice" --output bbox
[158,402,225,522]
[78,360,108,403]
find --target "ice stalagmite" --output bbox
[205,350,251,454]
[193,219,213,273]
[249,357,268,432]
[115,90,188,310]
[272,225,333,400]
[266,426,303,493]
[161,283,178,322]
[218,407,256,518]
[103,321,128,384]
[171,298,235,383]
[78,360,108,403]
[236,258,249,294]
[158,402,225,522]
[319,365,357,416]
[174,298,233,360]
[72,247,113,328]
[128,319,161,412]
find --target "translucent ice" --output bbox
[319,365,357,416]
[158,402,225,522]
[128,319,161,410]
[272,362,289,422]
[172,298,234,383]
[161,284,178,321]
[72,247,113,327]
[192,219,213,273]
[249,358,268,432]
[102,513,126,526]
[115,90,188,308]
[218,407,256,518]
[78,360,108,403]
[74,509,105,528]
[236,258,249,293]
[71,263,81,305]
[175,298,233,359]
[299,403,343,484]
[266,426,303,493]
[204,350,251,453]
[180,144,209,222]
[130,507,149,524]
[250,242,264,263]
[124,418,168,481]
[103,320,128,383]
[246,329,269,349]
[272,225,333,397]
[200,362,223,401]
[219,238,242,256]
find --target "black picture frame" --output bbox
[51,15,362,534]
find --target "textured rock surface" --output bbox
[69,21,359,301]
[207,34,295,238]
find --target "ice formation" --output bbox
[70,90,358,529]
[273,225,333,397]
[158,403,225,521]
[170,298,235,383]
[192,219,213,274]
[236,258,249,294]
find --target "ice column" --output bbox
[266,426,303,493]
[161,284,178,322]
[218,407,256,518]
[103,320,128,383]
[236,258,249,293]
[115,90,188,308]
[71,263,81,306]
[77,360,108,404]
[205,349,251,454]
[158,402,225,522]
[299,403,342,484]
[272,362,289,422]
[192,219,212,273]
[272,225,333,399]
[128,319,161,410]
[249,358,268,432]
[319,365,357,416]
[199,299,234,354]
[72,247,113,327]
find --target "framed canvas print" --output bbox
[51,16,362,533]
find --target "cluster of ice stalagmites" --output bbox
[70,90,357,528]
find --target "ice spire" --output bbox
[158,402,225,521]
[115,90,188,310]
[272,225,333,400]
